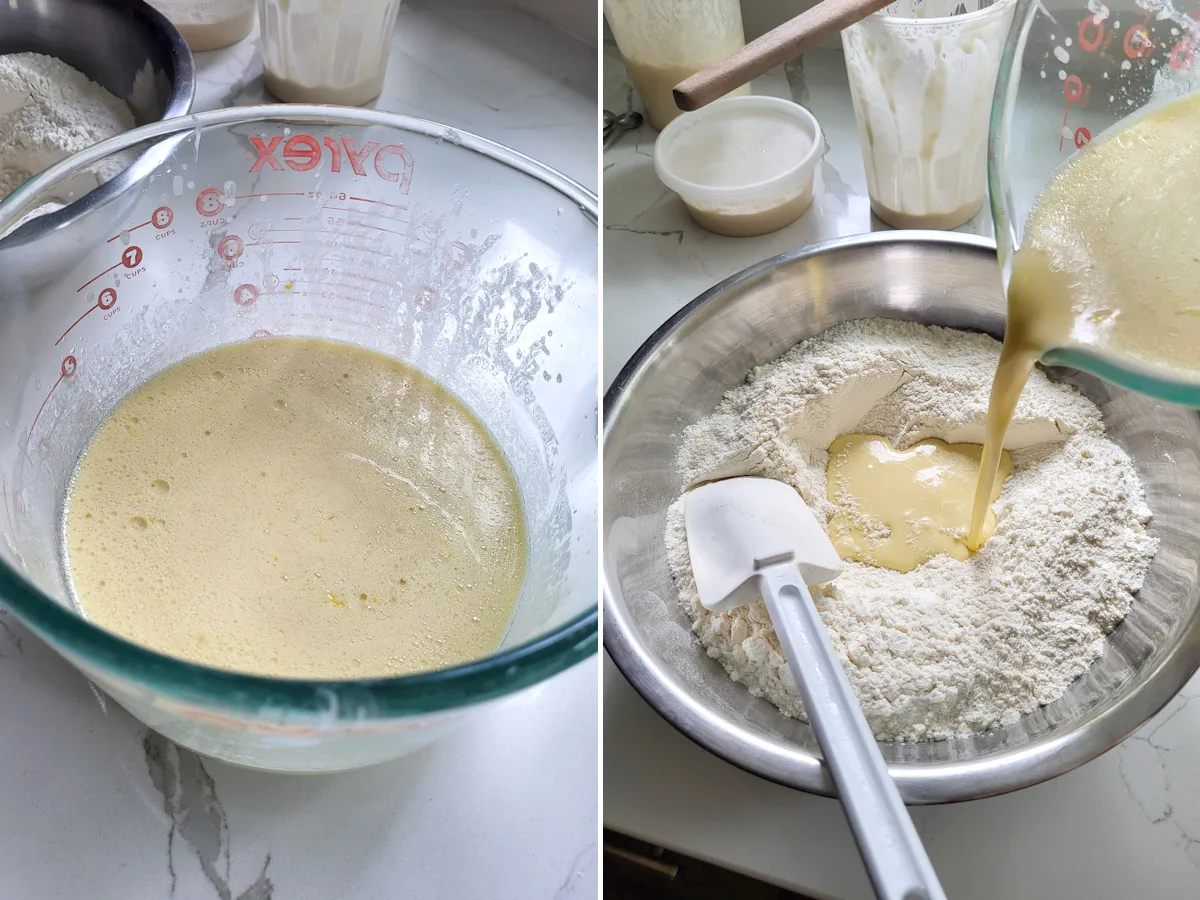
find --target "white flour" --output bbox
[0,53,133,201]
[666,319,1158,741]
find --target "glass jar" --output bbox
[842,0,1017,230]
[149,0,256,52]
[259,0,403,106]
[604,0,750,130]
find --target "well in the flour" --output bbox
[666,319,1158,742]
[825,434,1012,573]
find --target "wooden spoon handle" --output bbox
[673,0,894,112]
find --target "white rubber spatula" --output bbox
[684,477,946,900]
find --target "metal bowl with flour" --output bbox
[603,231,1200,804]
[0,0,194,280]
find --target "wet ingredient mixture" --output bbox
[65,338,526,680]
[971,91,1200,550]
[826,434,1011,574]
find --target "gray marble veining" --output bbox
[143,731,273,900]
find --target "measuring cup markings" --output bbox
[347,197,409,217]
[338,220,407,240]
[32,142,467,404]
[105,206,176,244]
[195,187,225,217]
[309,236,395,258]
[55,288,119,347]
[1126,4,1155,58]
[322,200,409,216]
[233,284,260,306]
[235,191,305,200]
[26,355,78,444]
[1060,73,1092,150]
[299,265,390,287]
[340,203,411,220]
[1044,4,1200,153]
[217,234,245,263]
[323,210,412,229]
[76,245,144,294]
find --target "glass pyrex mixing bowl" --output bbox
[990,0,1200,404]
[0,107,598,772]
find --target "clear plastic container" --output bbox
[259,0,403,106]
[0,106,597,772]
[604,0,750,131]
[149,0,256,52]
[654,96,821,237]
[842,0,1017,230]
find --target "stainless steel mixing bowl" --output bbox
[603,231,1200,804]
[0,0,194,125]
[0,0,195,276]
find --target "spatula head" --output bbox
[684,477,842,614]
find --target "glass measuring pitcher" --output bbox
[0,107,598,772]
[989,0,1200,404]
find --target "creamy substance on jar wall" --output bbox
[624,59,749,131]
[841,0,1016,230]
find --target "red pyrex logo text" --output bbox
[249,135,414,194]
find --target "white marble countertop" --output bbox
[602,43,1200,900]
[0,5,598,899]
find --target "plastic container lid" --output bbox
[653,96,822,236]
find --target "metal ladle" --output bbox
[604,111,643,151]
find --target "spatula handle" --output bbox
[758,567,946,900]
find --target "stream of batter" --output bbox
[969,91,1200,549]
[64,338,526,680]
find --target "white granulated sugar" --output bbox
[666,319,1158,742]
[0,53,134,201]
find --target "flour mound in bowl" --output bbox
[664,319,1159,742]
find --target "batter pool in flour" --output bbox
[826,434,1011,574]
[64,338,526,680]
[667,320,1158,741]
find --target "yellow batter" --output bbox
[970,91,1200,549]
[65,338,526,680]
[827,434,1010,573]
